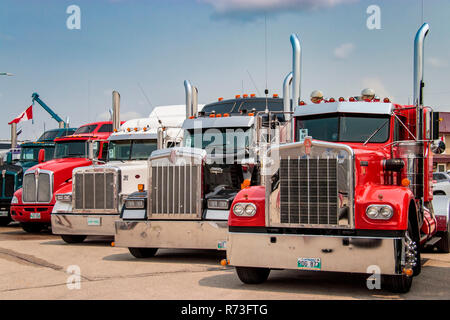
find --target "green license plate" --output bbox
[297,258,321,270]
[30,212,41,219]
[87,217,101,226]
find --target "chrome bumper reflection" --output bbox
[227,232,400,275]
[115,220,228,250]
[51,213,118,236]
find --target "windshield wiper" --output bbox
[363,119,390,145]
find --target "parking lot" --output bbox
[0,223,448,300]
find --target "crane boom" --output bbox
[31,93,66,128]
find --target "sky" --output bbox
[0,0,449,141]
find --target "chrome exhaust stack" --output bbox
[10,123,17,149]
[290,34,301,110]
[184,80,198,119]
[283,72,293,121]
[112,91,120,132]
[414,23,430,140]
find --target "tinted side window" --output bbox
[100,143,108,160]
[98,124,113,133]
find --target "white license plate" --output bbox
[87,217,101,226]
[297,258,321,270]
[30,212,41,219]
[0,211,8,217]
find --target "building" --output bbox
[434,112,450,172]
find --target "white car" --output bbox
[431,195,450,253]
[432,172,450,196]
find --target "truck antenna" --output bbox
[137,82,163,126]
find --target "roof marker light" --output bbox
[248,113,255,116]
[134,128,138,132]
[216,114,222,117]
[349,97,356,102]
[299,101,306,105]
[223,113,230,117]
[339,97,345,102]
[235,95,241,99]
[273,94,279,98]
[250,94,256,97]
[218,97,223,101]
[243,94,248,98]
[209,114,215,118]
[383,98,390,103]
[329,98,336,102]
[189,116,195,119]
[127,128,131,132]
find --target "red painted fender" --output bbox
[354,184,415,230]
[228,186,266,227]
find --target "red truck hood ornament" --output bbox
[304,137,312,155]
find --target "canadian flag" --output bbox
[8,106,33,125]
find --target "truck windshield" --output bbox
[183,127,252,155]
[108,139,157,161]
[20,146,54,162]
[296,113,390,143]
[54,141,91,159]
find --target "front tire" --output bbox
[382,274,413,293]
[0,216,11,226]
[61,235,87,244]
[128,247,158,258]
[235,266,270,284]
[20,223,44,233]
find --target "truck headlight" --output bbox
[207,199,229,210]
[56,193,72,202]
[366,205,393,220]
[11,195,18,204]
[233,203,256,217]
[125,199,145,209]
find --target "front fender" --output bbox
[228,186,265,227]
[354,184,415,230]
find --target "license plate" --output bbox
[87,217,101,226]
[30,212,41,219]
[297,258,321,270]
[0,211,8,217]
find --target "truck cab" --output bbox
[114,93,292,258]
[51,106,187,243]
[10,122,113,233]
[0,128,76,226]
[227,25,442,293]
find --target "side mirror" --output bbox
[6,152,12,165]
[38,149,45,163]
[431,140,446,154]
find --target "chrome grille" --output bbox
[149,162,202,218]
[73,169,118,212]
[22,171,52,203]
[280,158,338,225]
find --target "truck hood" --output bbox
[28,158,92,174]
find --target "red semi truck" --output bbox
[226,24,446,293]
[11,121,114,233]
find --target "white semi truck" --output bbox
[51,104,188,243]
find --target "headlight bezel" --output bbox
[207,199,230,210]
[233,202,257,217]
[365,204,394,220]
[11,195,18,204]
[124,199,145,209]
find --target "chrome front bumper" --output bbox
[114,220,228,250]
[227,232,401,275]
[51,213,118,236]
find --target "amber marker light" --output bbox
[402,178,411,187]
[138,184,145,192]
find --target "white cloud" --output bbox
[97,111,142,121]
[333,43,355,59]
[200,0,358,20]
[428,57,448,68]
